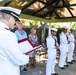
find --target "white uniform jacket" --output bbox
[46,35,57,50]
[68,33,75,43]
[60,32,68,45]
[0,22,29,75]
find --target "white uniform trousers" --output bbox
[46,49,56,75]
[59,45,68,67]
[67,43,75,62]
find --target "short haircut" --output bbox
[1,12,9,19]
[31,28,36,33]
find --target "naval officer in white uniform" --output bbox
[67,28,76,63]
[59,26,69,69]
[46,28,59,75]
[0,7,29,75]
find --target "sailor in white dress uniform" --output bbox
[0,7,29,75]
[67,28,76,63]
[46,28,59,75]
[59,26,69,69]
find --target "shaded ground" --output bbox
[20,50,76,75]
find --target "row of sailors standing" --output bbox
[46,26,76,75]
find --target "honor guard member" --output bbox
[0,7,29,75]
[67,28,76,63]
[46,28,59,75]
[59,26,69,69]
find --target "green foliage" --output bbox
[70,22,76,29]
[29,21,40,27]
[21,19,40,27]
[51,23,62,28]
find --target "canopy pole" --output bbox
[48,23,51,36]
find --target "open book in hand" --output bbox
[18,38,44,55]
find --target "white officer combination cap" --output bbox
[62,26,68,29]
[0,6,21,21]
[51,28,58,32]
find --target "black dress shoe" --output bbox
[23,68,27,71]
[67,62,73,64]
[59,67,65,69]
[51,73,58,75]
[64,65,69,67]
[72,60,76,62]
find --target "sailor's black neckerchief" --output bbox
[52,36,57,46]
[65,34,70,44]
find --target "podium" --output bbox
[18,38,44,55]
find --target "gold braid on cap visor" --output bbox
[11,13,21,21]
